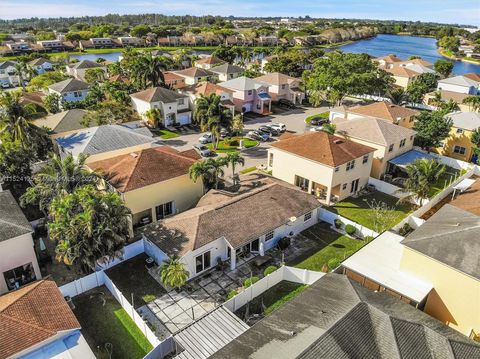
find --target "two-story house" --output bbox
[65,60,107,81]
[48,78,89,106]
[209,63,245,82]
[0,61,20,87]
[437,74,480,95]
[173,67,217,85]
[255,72,305,104]
[268,132,375,204]
[164,71,187,90]
[219,76,272,114]
[334,117,416,179]
[28,57,54,74]
[181,81,236,116]
[88,146,204,229]
[130,87,192,126]
[0,190,41,295]
[194,56,225,69]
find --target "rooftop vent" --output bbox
[130,152,138,158]
[333,139,344,145]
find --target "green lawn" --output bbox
[305,112,330,125]
[207,137,258,153]
[429,168,462,197]
[291,223,369,272]
[240,166,257,174]
[329,191,414,230]
[264,284,307,315]
[74,286,153,359]
[158,129,180,139]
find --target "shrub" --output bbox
[227,139,239,146]
[142,294,156,303]
[263,265,278,276]
[398,223,413,236]
[277,237,291,250]
[328,258,341,270]
[226,290,238,300]
[345,224,356,235]
[334,219,343,229]
[243,276,260,288]
[363,236,374,243]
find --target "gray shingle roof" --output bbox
[48,78,89,93]
[0,61,16,70]
[209,63,245,75]
[211,273,480,359]
[130,87,187,103]
[446,111,480,131]
[70,60,104,70]
[33,109,87,134]
[439,75,480,88]
[0,190,32,242]
[402,204,480,280]
[28,57,51,66]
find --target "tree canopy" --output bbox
[413,110,452,149]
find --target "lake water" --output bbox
[339,34,479,75]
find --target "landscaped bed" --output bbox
[207,137,258,153]
[74,286,153,359]
[330,191,414,230]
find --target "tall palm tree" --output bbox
[387,88,409,105]
[13,62,26,90]
[225,152,245,183]
[194,94,233,148]
[129,53,166,89]
[160,257,189,290]
[21,153,100,215]
[205,158,226,190]
[189,160,214,191]
[463,95,480,112]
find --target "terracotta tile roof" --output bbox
[386,66,420,78]
[88,146,200,192]
[271,131,375,167]
[349,102,418,122]
[164,71,184,82]
[183,81,234,97]
[255,72,299,86]
[449,177,480,216]
[374,55,402,63]
[109,74,131,84]
[0,280,80,358]
[195,56,224,65]
[398,58,434,68]
[464,73,480,82]
[130,87,187,103]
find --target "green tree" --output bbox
[439,36,460,53]
[205,157,226,189]
[84,68,106,84]
[27,71,68,91]
[160,257,189,290]
[129,53,166,89]
[406,73,439,103]
[130,24,151,38]
[0,134,33,183]
[387,88,408,105]
[413,110,452,150]
[194,94,232,148]
[48,185,131,272]
[320,123,336,135]
[231,114,244,135]
[224,151,245,183]
[434,59,454,78]
[462,95,480,111]
[13,62,27,90]
[189,160,214,191]
[144,108,162,128]
[43,93,61,114]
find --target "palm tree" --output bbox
[189,160,214,191]
[160,257,189,290]
[21,153,100,215]
[145,108,162,128]
[129,53,166,89]
[463,95,480,112]
[225,152,245,183]
[13,62,26,90]
[206,158,226,190]
[438,99,459,113]
[320,123,336,135]
[429,91,444,108]
[387,88,409,105]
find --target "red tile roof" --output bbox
[349,102,418,122]
[184,81,234,97]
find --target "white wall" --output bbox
[437,82,476,95]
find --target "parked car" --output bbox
[198,132,214,144]
[310,117,329,126]
[278,98,296,109]
[193,143,215,157]
[220,128,231,138]
[1,82,10,89]
[247,130,269,142]
[258,125,279,136]
[267,123,286,133]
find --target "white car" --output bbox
[267,123,286,133]
[198,132,213,144]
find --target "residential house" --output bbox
[383,58,435,88]
[0,280,95,359]
[424,90,474,112]
[374,54,403,69]
[209,63,245,82]
[255,72,304,104]
[117,36,142,47]
[55,124,154,163]
[79,37,118,49]
[385,65,423,88]
[181,81,236,115]
[28,57,54,74]
[0,61,20,87]
[211,273,480,359]
[130,87,192,126]
[48,78,89,105]
[36,40,70,51]
[88,146,204,228]
[164,71,187,90]
[268,132,375,204]
[33,109,88,136]
[219,76,272,114]
[434,111,480,162]
[174,67,217,85]
[65,60,107,81]
[0,190,41,295]
[257,35,279,46]
[5,41,30,53]
[437,74,480,95]
[136,174,321,277]
[194,56,225,70]
[334,117,416,179]
[330,102,419,129]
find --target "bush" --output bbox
[227,139,239,146]
[263,265,278,276]
[345,224,356,235]
[243,276,260,288]
[226,290,238,300]
[142,294,156,303]
[334,219,343,229]
[363,236,374,243]
[328,258,341,270]
[398,223,413,236]
[277,237,291,250]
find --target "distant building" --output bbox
[28,57,54,74]
[48,78,90,105]
[65,60,107,81]
[255,72,304,104]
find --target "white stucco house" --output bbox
[136,174,321,278]
[48,78,89,106]
[0,190,41,295]
[130,87,192,126]
[437,74,480,95]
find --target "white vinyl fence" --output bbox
[59,271,106,298]
[223,266,325,313]
[414,147,480,174]
[319,208,379,238]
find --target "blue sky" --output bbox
[1,0,479,26]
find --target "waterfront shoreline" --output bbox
[437,47,480,65]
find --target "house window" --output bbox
[346,160,355,171]
[456,128,464,134]
[156,201,174,220]
[178,98,184,105]
[265,230,274,241]
[409,117,414,123]
[342,183,347,190]
[294,175,309,191]
[268,153,274,167]
[3,263,36,291]
[453,145,466,155]
[195,251,211,274]
[399,139,406,148]
[410,135,414,141]
[304,211,312,221]
[334,166,339,172]
[247,90,253,96]
[388,144,394,152]
[362,155,369,164]
[73,91,81,98]
[281,84,286,89]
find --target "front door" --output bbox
[350,179,359,193]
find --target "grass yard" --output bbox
[74,286,153,359]
[429,167,462,197]
[290,223,369,272]
[207,137,258,153]
[158,129,180,139]
[305,112,330,125]
[240,166,257,174]
[330,191,414,230]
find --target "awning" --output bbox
[257,92,271,100]
[342,231,433,303]
[453,178,475,192]
[389,150,437,169]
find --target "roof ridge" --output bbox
[405,223,480,243]
[0,217,31,233]
[0,280,44,312]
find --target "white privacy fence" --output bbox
[223,266,325,313]
[319,208,379,238]
[414,147,480,174]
